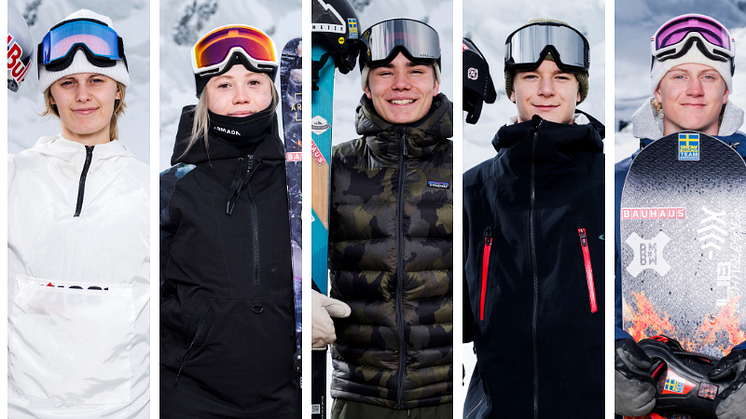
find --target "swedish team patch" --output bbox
[664,377,685,394]
[428,181,450,189]
[348,18,358,39]
[678,133,699,161]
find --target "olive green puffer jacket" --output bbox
[329,93,454,409]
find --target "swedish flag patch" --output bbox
[348,18,358,39]
[679,133,700,161]
[664,377,685,393]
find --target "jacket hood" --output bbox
[355,92,453,161]
[170,105,283,166]
[631,97,745,140]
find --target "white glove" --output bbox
[312,289,351,349]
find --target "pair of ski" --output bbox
[280,36,337,419]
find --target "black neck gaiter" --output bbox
[208,108,273,154]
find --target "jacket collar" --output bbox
[170,104,282,166]
[493,112,605,153]
[491,113,604,183]
[631,97,745,140]
[355,92,453,161]
[32,134,135,161]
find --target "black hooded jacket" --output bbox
[463,113,605,419]
[160,105,298,418]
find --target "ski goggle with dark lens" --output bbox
[651,14,735,74]
[504,22,590,73]
[38,18,126,71]
[360,18,440,67]
[191,25,278,77]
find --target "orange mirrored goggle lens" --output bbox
[193,26,276,71]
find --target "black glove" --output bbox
[615,338,657,416]
[709,349,746,419]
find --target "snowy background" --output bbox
[330,0,454,146]
[159,0,301,170]
[615,0,746,162]
[8,0,150,163]
[463,0,605,170]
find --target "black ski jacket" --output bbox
[463,114,605,419]
[160,105,298,418]
[329,94,454,409]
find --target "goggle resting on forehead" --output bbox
[38,18,127,73]
[504,22,590,73]
[360,18,441,68]
[192,25,278,77]
[651,14,735,75]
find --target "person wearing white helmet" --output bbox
[615,14,746,418]
[7,9,149,418]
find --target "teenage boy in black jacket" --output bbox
[463,18,605,419]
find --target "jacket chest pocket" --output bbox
[576,221,598,314]
[9,275,136,404]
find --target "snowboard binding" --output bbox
[639,336,733,419]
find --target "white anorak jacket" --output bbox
[8,135,150,418]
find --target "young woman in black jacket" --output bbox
[160,25,299,418]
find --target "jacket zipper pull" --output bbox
[226,157,246,215]
[74,145,95,217]
[480,227,492,321]
[246,154,254,174]
[578,227,597,313]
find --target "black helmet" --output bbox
[311,0,361,74]
[463,37,496,124]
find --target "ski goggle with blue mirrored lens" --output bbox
[651,14,735,74]
[504,22,590,73]
[38,18,126,72]
[359,18,441,68]
[191,25,278,77]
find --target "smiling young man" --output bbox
[324,17,453,419]
[463,19,605,418]
[614,14,746,418]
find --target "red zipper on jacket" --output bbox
[578,227,597,313]
[480,228,492,321]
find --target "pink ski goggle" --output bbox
[651,14,735,73]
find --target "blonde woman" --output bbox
[8,9,149,418]
[160,25,299,418]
